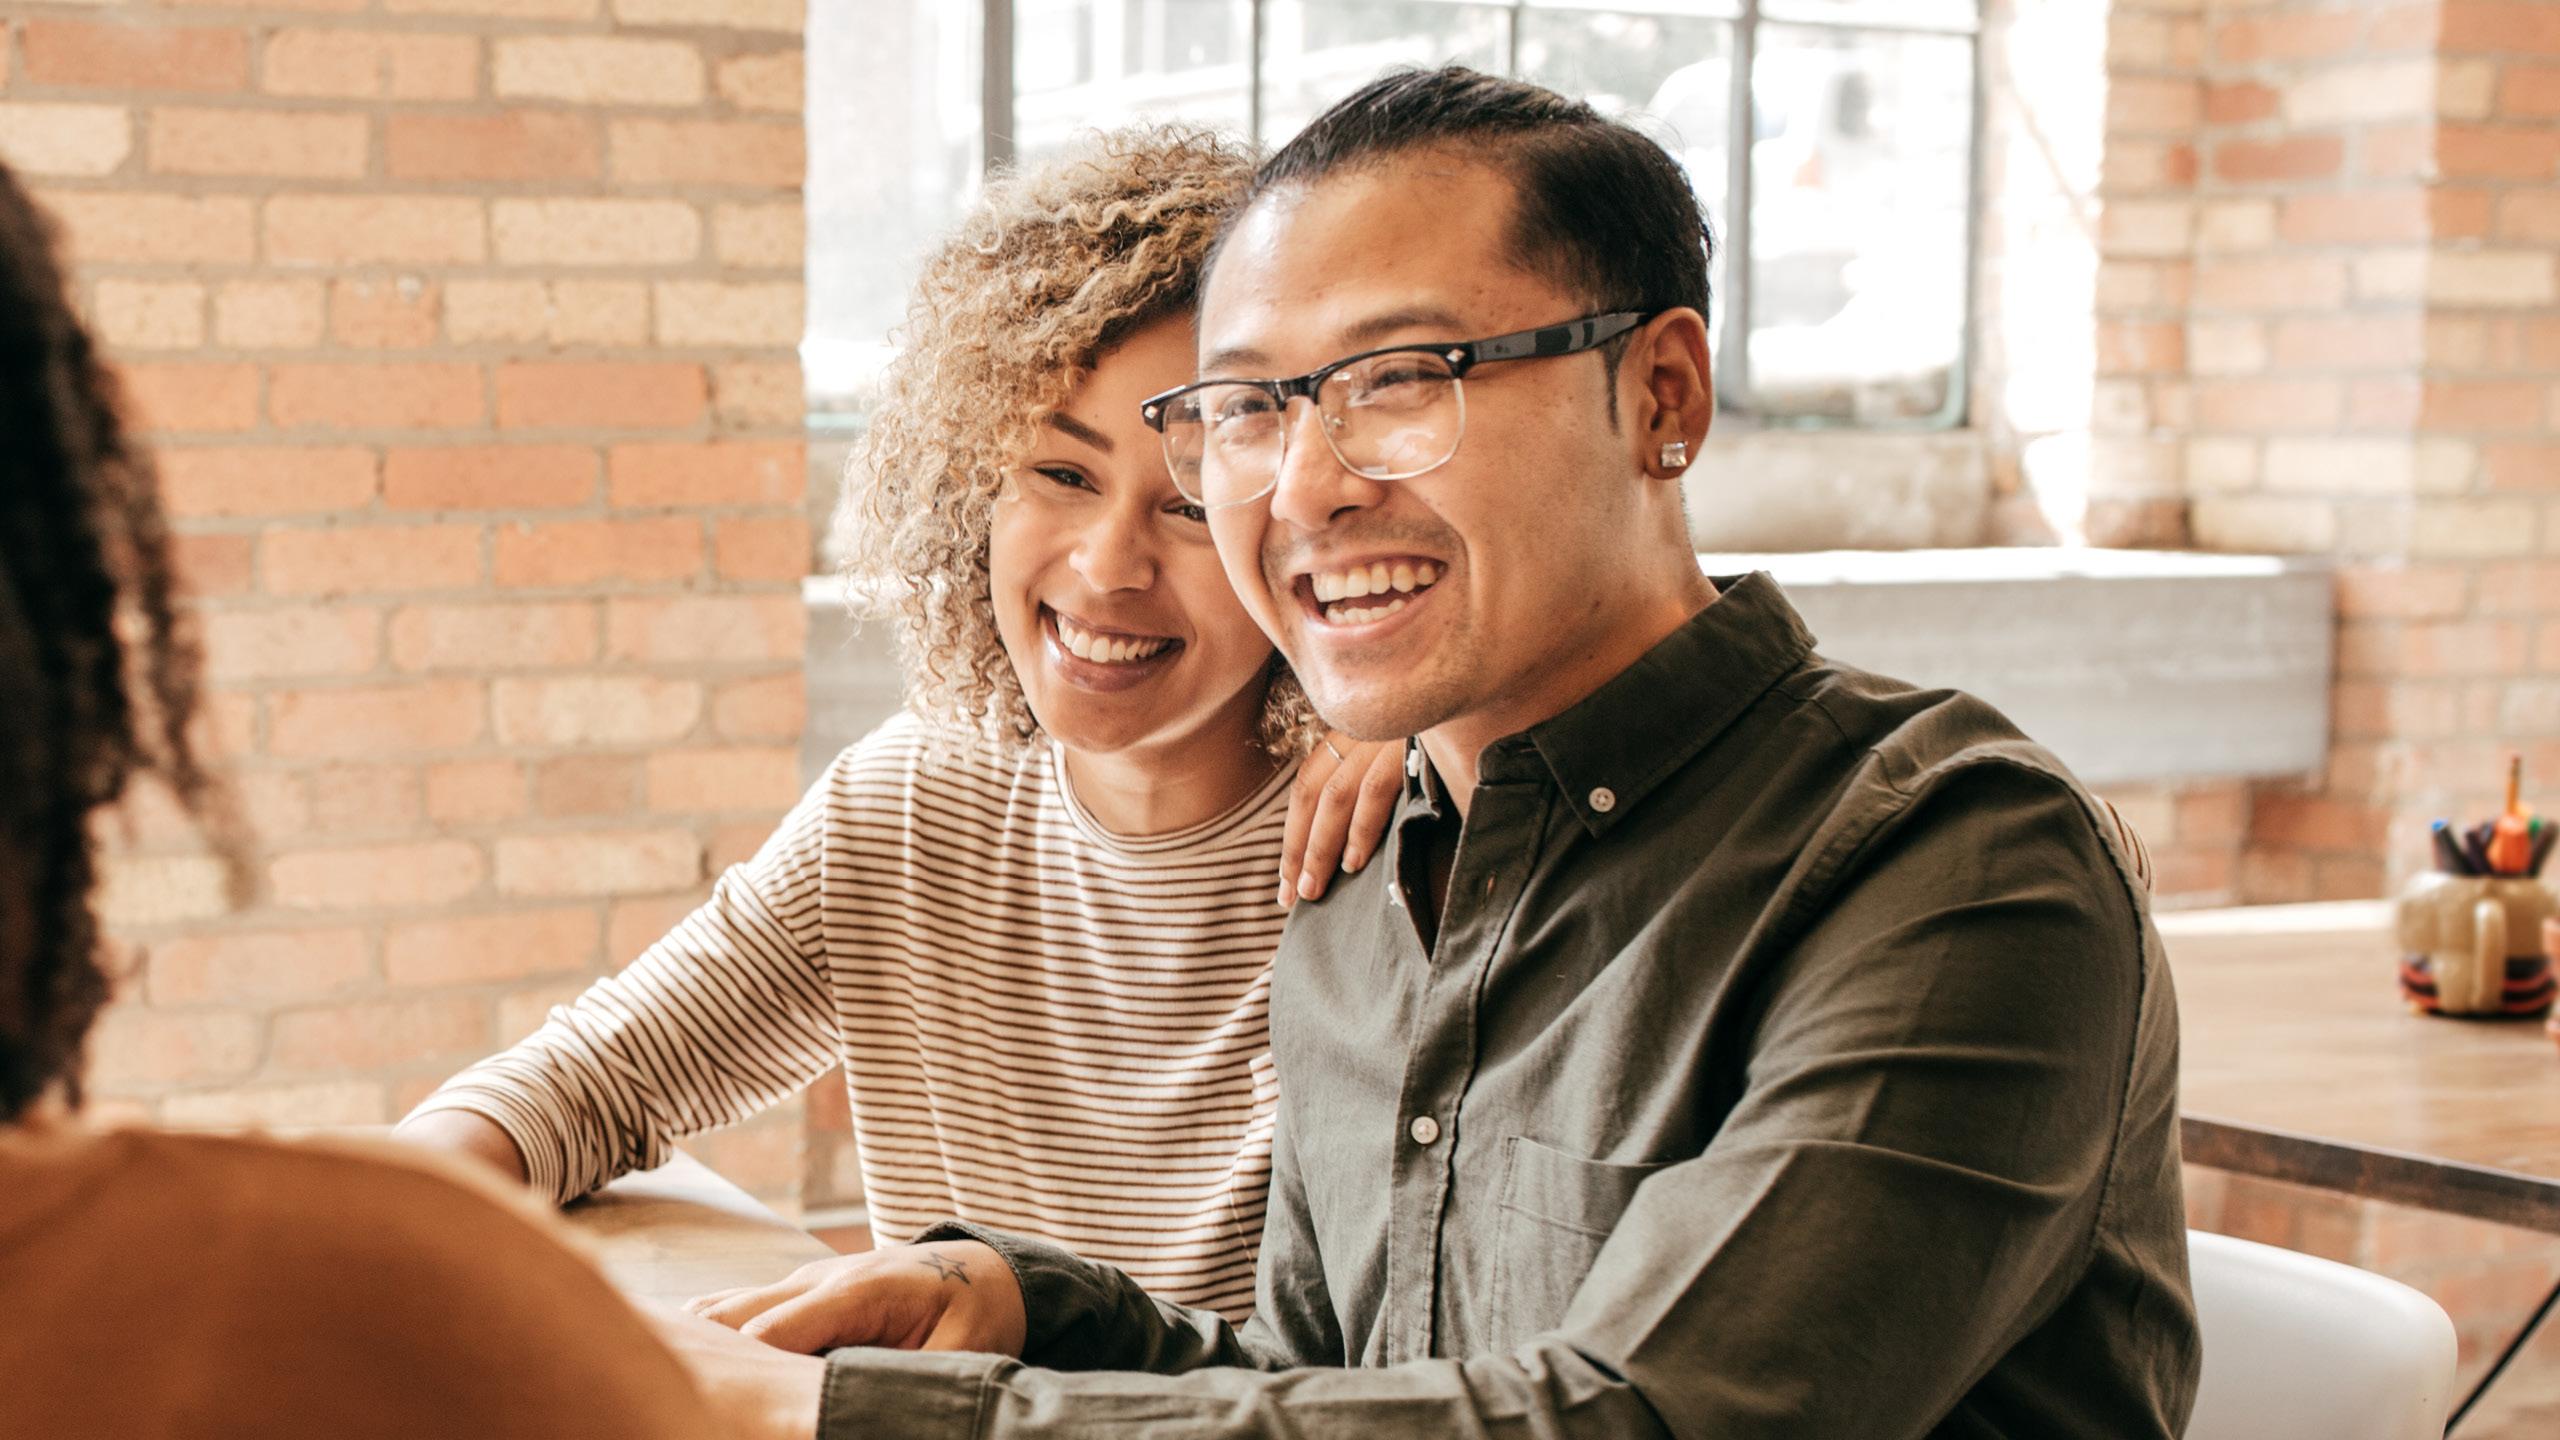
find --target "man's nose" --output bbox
[1267,397,1385,533]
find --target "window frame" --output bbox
[979,0,1981,430]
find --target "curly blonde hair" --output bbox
[838,125,1315,757]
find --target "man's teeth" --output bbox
[1311,560,1440,604]
[1325,597,1408,626]
[1056,615,1173,664]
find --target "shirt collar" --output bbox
[1395,573,1816,836]
[1507,572,1815,836]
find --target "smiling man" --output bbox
[672,66,2200,1440]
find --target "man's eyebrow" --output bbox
[1046,412,1114,453]
[1200,307,1473,378]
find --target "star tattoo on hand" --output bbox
[918,1252,972,1285]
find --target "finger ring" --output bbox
[1321,737,1345,762]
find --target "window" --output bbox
[807,0,1979,432]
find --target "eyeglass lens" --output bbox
[1159,350,1467,508]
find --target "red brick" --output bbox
[270,362,483,431]
[299,764,423,838]
[2399,620,2532,677]
[147,927,371,1006]
[43,193,253,265]
[2107,77,2200,136]
[607,440,802,507]
[383,907,599,987]
[714,515,809,581]
[268,839,485,912]
[261,28,478,100]
[2204,82,2279,126]
[2334,566,2471,620]
[121,362,260,434]
[706,821,772,873]
[494,980,594,1043]
[424,760,527,826]
[2271,316,2424,372]
[2211,135,2344,184]
[492,675,702,746]
[2500,63,2560,117]
[494,517,703,588]
[2500,193,2560,244]
[2422,381,2545,431]
[2441,1,2560,56]
[646,746,798,814]
[2211,11,2365,63]
[388,601,599,670]
[495,828,701,899]
[270,995,487,1072]
[710,361,801,426]
[386,111,601,182]
[201,606,382,681]
[21,20,247,92]
[605,594,804,663]
[2436,125,2560,181]
[2344,379,2425,432]
[2477,561,2560,611]
[268,679,486,758]
[330,279,440,350]
[2485,444,2560,490]
[496,362,706,431]
[2250,795,2389,854]
[716,49,802,113]
[262,523,481,597]
[265,195,485,266]
[174,533,256,596]
[2361,124,2435,180]
[2280,190,2431,246]
[147,106,367,178]
[713,672,804,741]
[2194,379,2344,431]
[383,445,597,512]
[86,1010,260,1088]
[163,1081,387,1129]
[536,755,644,817]
[160,445,378,518]
[608,118,802,186]
[2193,258,2346,312]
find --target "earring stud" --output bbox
[1659,440,1690,471]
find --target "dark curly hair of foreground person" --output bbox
[0,156,252,1123]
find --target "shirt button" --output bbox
[1589,786,1617,813]
[1408,1115,1441,1146]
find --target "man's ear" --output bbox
[1627,308,1713,478]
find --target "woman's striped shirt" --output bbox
[411,712,1290,1322]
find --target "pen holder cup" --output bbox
[2395,873,2557,1017]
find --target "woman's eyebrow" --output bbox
[1047,412,1115,452]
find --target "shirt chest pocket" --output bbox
[1490,1136,1672,1351]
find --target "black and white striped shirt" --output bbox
[412,713,1288,1321]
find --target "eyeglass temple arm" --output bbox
[1467,310,1650,365]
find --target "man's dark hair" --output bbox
[0,157,252,1123]
[1245,66,1715,332]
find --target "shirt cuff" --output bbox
[910,1218,1104,1365]
[403,1087,567,1204]
[819,1347,1004,1440]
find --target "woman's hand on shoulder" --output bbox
[683,1239,1026,1358]
[1280,732,1405,908]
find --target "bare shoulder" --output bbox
[99,1130,714,1438]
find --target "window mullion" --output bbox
[1721,0,1756,409]
[983,0,1016,173]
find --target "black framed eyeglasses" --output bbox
[1139,310,1653,511]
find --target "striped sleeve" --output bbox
[411,784,843,1205]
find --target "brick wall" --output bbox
[2,0,814,1207]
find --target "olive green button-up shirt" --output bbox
[827,573,2199,1439]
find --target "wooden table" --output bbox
[2165,900,2560,1234]
[562,1151,835,1304]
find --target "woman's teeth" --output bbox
[1311,560,1439,604]
[1056,614,1173,665]
[1313,560,1439,624]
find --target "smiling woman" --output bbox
[401,128,1407,1330]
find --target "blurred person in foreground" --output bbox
[0,155,714,1439]
[399,128,1402,1328]
[647,68,2199,1440]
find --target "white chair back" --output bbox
[2185,1229,2458,1440]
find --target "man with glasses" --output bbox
[662,66,2199,1440]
